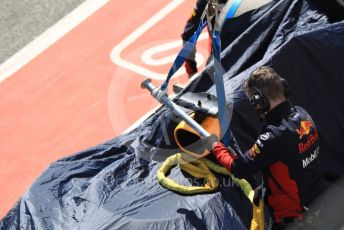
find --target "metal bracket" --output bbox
[174,92,218,117]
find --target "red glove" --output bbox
[212,142,238,173]
[184,59,197,77]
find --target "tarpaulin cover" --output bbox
[1,0,344,229]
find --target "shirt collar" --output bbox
[265,100,293,124]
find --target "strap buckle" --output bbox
[200,0,220,32]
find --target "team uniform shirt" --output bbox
[212,101,326,222]
[181,0,228,41]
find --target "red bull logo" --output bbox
[298,128,318,154]
[296,120,312,139]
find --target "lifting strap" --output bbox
[157,153,254,199]
[160,0,244,155]
[225,0,242,19]
[160,20,207,91]
[157,153,265,230]
[157,1,266,228]
[207,0,243,151]
[160,0,242,92]
[157,153,218,194]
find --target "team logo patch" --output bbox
[256,139,264,148]
[298,128,319,154]
[249,144,261,158]
[296,120,312,139]
[260,133,269,141]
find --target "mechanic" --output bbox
[204,66,328,229]
[181,0,228,77]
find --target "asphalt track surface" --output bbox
[0,0,86,64]
[0,0,209,219]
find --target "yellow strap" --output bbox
[250,199,265,230]
[201,158,254,202]
[157,153,253,200]
[157,153,218,194]
[179,157,218,189]
[157,153,264,229]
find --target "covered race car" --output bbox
[1,0,344,229]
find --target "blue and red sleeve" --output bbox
[212,131,279,178]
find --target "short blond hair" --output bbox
[244,66,285,100]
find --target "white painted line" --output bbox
[140,32,207,66]
[141,40,186,66]
[110,0,188,81]
[0,0,110,83]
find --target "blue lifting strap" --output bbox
[160,0,242,152]
[212,31,243,155]
[210,0,241,147]
[211,30,232,146]
[226,0,242,19]
[160,20,207,91]
[160,0,242,91]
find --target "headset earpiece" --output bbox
[245,68,290,115]
[249,90,270,113]
[246,78,270,113]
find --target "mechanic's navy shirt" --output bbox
[213,101,325,221]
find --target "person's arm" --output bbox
[181,0,207,41]
[212,131,279,179]
[181,0,207,76]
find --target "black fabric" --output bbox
[312,0,344,22]
[1,0,344,229]
[269,24,344,178]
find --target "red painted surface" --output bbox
[0,0,208,218]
